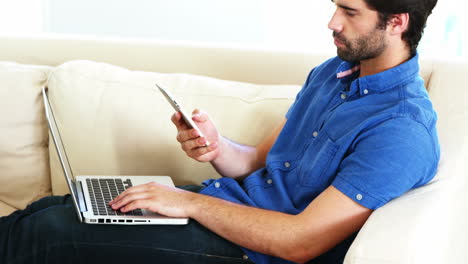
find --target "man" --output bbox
[1,0,439,263]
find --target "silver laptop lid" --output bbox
[42,87,83,222]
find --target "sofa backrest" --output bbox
[0,35,329,86]
[0,62,52,215]
[46,60,302,195]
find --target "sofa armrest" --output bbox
[344,179,454,264]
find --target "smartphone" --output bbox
[156,83,210,146]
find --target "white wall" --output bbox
[44,0,264,44]
[0,0,44,34]
[41,0,337,53]
[0,0,465,57]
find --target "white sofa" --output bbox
[0,35,467,263]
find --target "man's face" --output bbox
[328,0,388,62]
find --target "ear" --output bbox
[387,13,409,36]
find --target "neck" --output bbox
[359,44,411,78]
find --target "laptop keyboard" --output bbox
[86,178,143,216]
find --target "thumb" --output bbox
[192,109,201,115]
[192,109,209,122]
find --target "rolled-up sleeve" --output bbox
[332,117,439,209]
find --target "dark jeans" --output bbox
[0,185,253,264]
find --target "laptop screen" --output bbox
[42,87,84,222]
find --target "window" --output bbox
[0,0,465,58]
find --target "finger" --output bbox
[173,112,190,131]
[171,112,189,130]
[121,199,153,213]
[110,184,151,205]
[181,137,209,152]
[192,110,209,123]
[170,112,182,127]
[187,141,218,158]
[111,192,153,210]
[176,128,201,143]
[191,108,201,115]
[110,188,143,207]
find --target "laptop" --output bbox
[42,87,189,225]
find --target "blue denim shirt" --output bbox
[200,54,440,264]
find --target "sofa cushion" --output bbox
[425,59,468,183]
[47,60,301,195]
[0,62,52,216]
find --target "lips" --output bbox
[334,37,345,47]
[332,32,347,48]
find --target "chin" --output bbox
[337,50,356,63]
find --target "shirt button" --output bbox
[284,162,291,168]
[356,194,363,201]
[341,94,347,100]
[267,179,273,184]
[363,89,369,95]
[242,255,249,260]
[312,131,318,138]
[214,182,221,188]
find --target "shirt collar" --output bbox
[336,53,420,96]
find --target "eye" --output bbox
[346,11,356,17]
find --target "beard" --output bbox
[333,26,387,62]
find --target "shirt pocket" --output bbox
[267,159,300,173]
[299,134,340,187]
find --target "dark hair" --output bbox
[364,0,438,56]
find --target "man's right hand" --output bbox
[172,109,285,180]
[171,109,221,162]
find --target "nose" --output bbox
[328,10,343,33]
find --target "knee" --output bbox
[27,204,78,241]
[1,204,78,263]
